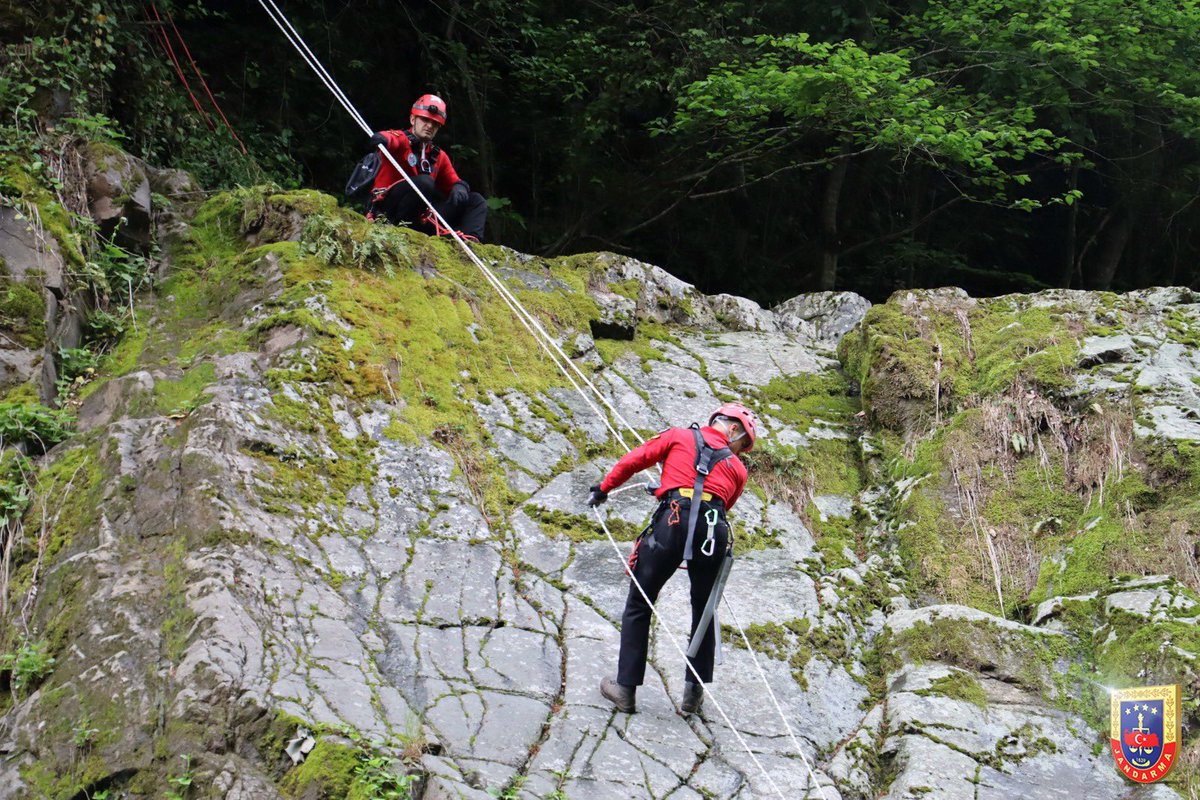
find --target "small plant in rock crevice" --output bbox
[164,754,193,800]
[0,635,55,695]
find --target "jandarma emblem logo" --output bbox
[1110,684,1181,783]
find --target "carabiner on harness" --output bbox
[700,508,720,557]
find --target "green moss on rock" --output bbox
[280,738,359,799]
[0,277,46,348]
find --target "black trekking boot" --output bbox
[600,677,636,713]
[681,681,704,714]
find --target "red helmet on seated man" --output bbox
[411,94,447,125]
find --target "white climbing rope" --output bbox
[722,598,832,800]
[254,2,828,794]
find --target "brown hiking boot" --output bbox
[681,681,704,714]
[600,677,636,713]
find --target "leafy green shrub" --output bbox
[84,306,128,343]
[350,754,415,800]
[0,402,73,452]
[58,347,99,382]
[0,450,32,526]
[0,636,55,694]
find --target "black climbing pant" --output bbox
[616,496,730,687]
[371,173,489,241]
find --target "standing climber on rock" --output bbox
[587,403,757,715]
[366,94,488,242]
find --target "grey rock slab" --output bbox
[510,508,572,574]
[764,500,817,559]
[679,330,836,387]
[712,752,834,800]
[315,533,368,585]
[581,729,692,797]
[772,291,871,344]
[695,651,861,748]
[427,686,551,765]
[689,757,747,799]
[305,614,365,663]
[879,733,980,800]
[422,774,498,800]
[1127,786,1187,799]
[562,541,632,623]
[639,358,723,427]
[488,424,576,477]
[466,626,561,697]
[1116,574,1174,589]
[1104,588,1193,618]
[599,253,719,329]
[1031,592,1098,626]
[813,494,854,520]
[720,552,821,628]
[0,202,66,291]
[499,264,571,293]
[525,459,651,527]
[825,702,885,799]
[974,753,1124,800]
[590,288,639,339]
[597,358,664,430]
[620,708,708,778]
[524,703,612,776]
[710,293,780,332]
[372,441,488,542]
[1080,333,1139,366]
[547,386,612,444]
[388,540,504,625]
[887,604,1065,639]
[310,667,385,737]
[1139,403,1200,441]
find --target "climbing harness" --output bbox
[682,423,732,561]
[253,3,829,797]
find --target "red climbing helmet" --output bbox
[709,402,758,451]
[411,94,447,125]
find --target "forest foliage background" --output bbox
[3,0,1200,303]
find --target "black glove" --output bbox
[370,132,388,149]
[449,181,470,206]
[586,484,609,507]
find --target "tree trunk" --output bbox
[1091,211,1132,290]
[818,158,849,290]
[1058,166,1079,288]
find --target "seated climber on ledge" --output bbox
[365,94,488,242]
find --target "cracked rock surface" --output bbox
[2,189,1195,799]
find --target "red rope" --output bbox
[145,4,214,129]
[159,3,248,154]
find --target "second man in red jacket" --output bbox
[367,94,488,242]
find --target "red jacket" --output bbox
[371,129,462,197]
[600,426,747,509]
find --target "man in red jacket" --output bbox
[367,94,488,242]
[587,402,758,715]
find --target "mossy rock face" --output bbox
[886,607,1078,700]
[839,288,1083,432]
[0,277,47,348]
[8,168,1200,799]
